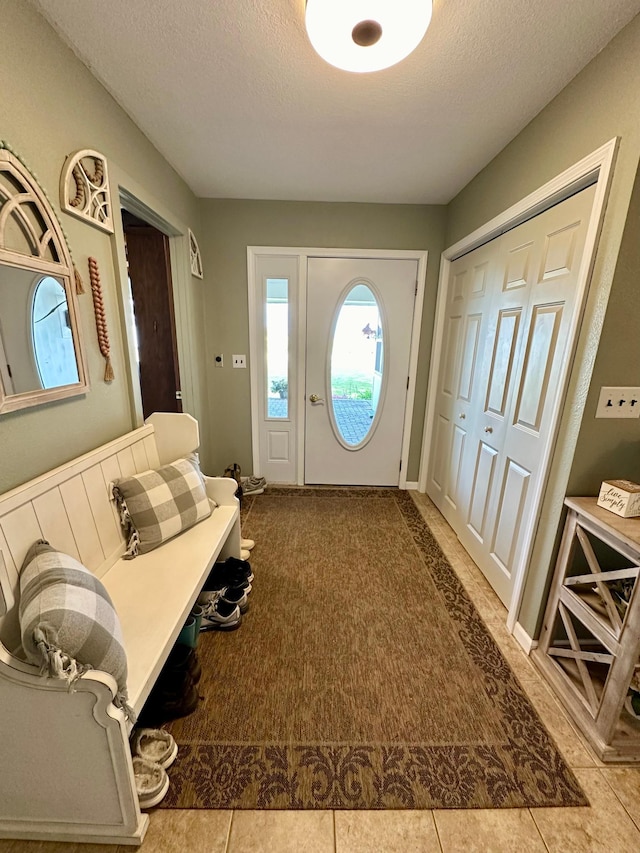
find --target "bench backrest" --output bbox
[0,425,160,653]
[0,412,202,656]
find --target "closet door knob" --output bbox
[459,413,466,419]
[484,426,493,433]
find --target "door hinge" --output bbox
[407,376,410,390]
[175,390,183,400]
[415,280,418,296]
[399,459,402,472]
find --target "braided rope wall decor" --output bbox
[88,257,114,382]
[61,150,114,234]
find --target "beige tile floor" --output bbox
[3,492,640,852]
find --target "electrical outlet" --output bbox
[214,354,224,368]
[595,386,640,418]
[232,354,246,368]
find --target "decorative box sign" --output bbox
[597,479,640,518]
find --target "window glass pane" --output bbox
[266,278,288,418]
[330,284,382,446]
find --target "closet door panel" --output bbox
[444,423,466,510]
[491,459,531,573]
[467,441,498,540]
[514,304,563,433]
[458,314,482,403]
[430,183,597,609]
[441,314,462,398]
[430,415,450,494]
[504,240,534,291]
[486,309,521,418]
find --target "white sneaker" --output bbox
[242,476,266,495]
[198,583,252,608]
[199,596,242,631]
[131,728,178,769]
[132,756,170,809]
[241,538,255,551]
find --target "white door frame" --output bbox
[248,247,428,487]
[418,138,618,633]
[109,168,201,429]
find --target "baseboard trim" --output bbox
[404,481,419,490]
[513,622,538,655]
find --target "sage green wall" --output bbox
[198,199,447,479]
[0,0,206,493]
[446,14,640,636]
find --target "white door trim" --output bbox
[418,137,618,631]
[110,170,200,429]
[248,247,428,487]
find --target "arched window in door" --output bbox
[329,283,384,447]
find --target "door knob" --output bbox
[309,394,324,403]
[484,426,493,433]
[459,413,466,419]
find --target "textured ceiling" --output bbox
[32,0,640,203]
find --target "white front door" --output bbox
[304,257,417,485]
[427,184,597,605]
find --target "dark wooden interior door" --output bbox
[122,211,182,418]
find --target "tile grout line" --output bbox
[224,810,235,853]
[431,810,445,853]
[597,766,640,832]
[528,807,553,853]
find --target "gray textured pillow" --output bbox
[19,540,132,720]
[112,454,212,558]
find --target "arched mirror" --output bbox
[0,147,88,413]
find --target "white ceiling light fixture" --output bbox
[305,0,433,73]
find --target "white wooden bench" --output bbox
[0,413,241,846]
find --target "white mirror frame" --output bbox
[0,147,89,413]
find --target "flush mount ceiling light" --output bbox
[305,0,433,73]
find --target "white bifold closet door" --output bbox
[427,184,596,606]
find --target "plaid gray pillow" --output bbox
[19,540,132,720]
[112,454,212,558]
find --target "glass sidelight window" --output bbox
[266,277,289,419]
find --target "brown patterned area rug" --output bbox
[162,488,586,810]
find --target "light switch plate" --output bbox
[232,354,246,368]
[595,386,640,418]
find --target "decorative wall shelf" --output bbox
[532,497,640,762]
